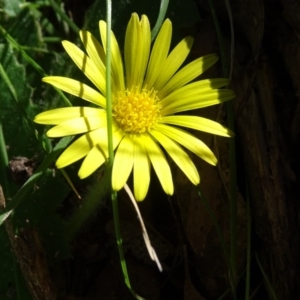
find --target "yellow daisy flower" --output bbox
[34,13,235,201]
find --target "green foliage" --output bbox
[0,42,38,158]
[13,170,71,261]
[1,0,21,17]
[4,8,43,48]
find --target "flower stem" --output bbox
[105,1,114,164]
[151,0,169,41]
[105,0,133,294]
[111,191,131,286]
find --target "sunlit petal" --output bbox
[133,134,150,201]
[79,127,124,178]
[62,40,106,95]
[161,89,234,115]
[47,112,107,137]
[150,130,199,185]
[143,19,172,89]
[80,30,106,73]
[154,36,194,91]
[125,13,151,90]
[160,115,234,137]
[56,128,106,168]
[42,77,106,108]
[34,107,103,125]
[142,133,173,195]
[161,78,230,107]
[78,145,106,179]
[158,54,219,98]
[99,21,125,93]
[155,124,217,165]
[160,79,234,115]
[112,134,134,191]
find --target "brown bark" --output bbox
[229,0,300,298]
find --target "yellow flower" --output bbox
[34,13,235,201]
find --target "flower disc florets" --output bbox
[113,86,161,133]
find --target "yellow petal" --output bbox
[161,79,234,115]
[142,133,173,195]
[62,40,106,95]
[42,77,106,108]
[78,144,106,179]
[150,130,199,185]
[143,19,172,89]
[79,30,122,93]
[125,13,151,90]
[79,126,124,178]
[99,20,125,93]
[47,112,107,137]
[161,78,229,106]
[158,54,218,98]
[161,89,234,115]
[34,107,103,125]
[56,127,106,168]
[80,30,106,74]
[112,134,134,191]
[160,115,234,137]
[155,124,217,165]
[154,36,194,91]
[133,134,150,201]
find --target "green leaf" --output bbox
[4,7,44,49]
[2,0,21,17]
[0,43,40,158]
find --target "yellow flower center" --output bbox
[113,87,161,134]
